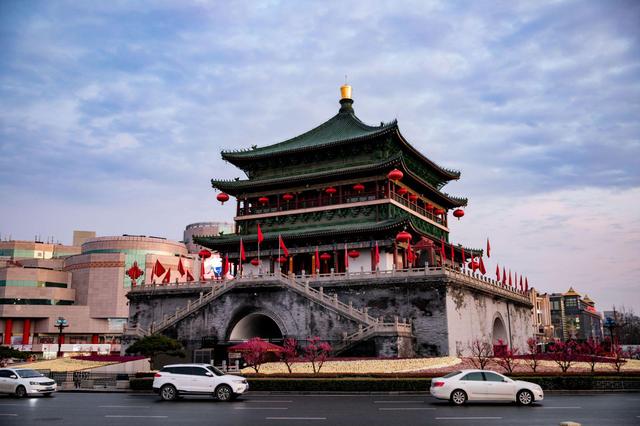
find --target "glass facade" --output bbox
[0,280,67,288]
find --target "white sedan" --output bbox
[0,368,57,397]
[430,369,543,405]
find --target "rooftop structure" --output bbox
[550,287,604,342]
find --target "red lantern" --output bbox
[282,193,294,202]
[325,187,337,196]
[395,231,412,243]
[397,187,408,195]
[320,253,332,261]
[258,197,269,205]
[216,193,230,204]
[198,249,211,259]
[408,194,418,202]
[348,250,360,259]
[426,203,434,211]
[387,169,403,181]
[453,209,464,220]
[434,208,445,216]
[250,258,260,266]
[353,183,365,192]
[276,256,287,264]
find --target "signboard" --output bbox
[203,253,223,279]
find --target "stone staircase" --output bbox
[135,272,413,346]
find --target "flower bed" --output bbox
[15,357,116,372]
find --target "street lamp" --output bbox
[55,317,68,358]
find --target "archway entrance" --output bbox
[229,313,283,341]
[492,316,508,345]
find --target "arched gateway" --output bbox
[492,315,508,345]
[228,312,284,341]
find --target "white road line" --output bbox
[105,415,168,418]
[99,405,151,408]
[266,417,326,421]
[379,407,436,411]
[0,414,18,416]
[435,417,503,420]
[245,400,293,403]
[374,400,424,404]
[234,407,288,410]
[542,406,582,409]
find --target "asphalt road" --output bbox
[0,392,638,426]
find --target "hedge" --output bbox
[129,376,640,392]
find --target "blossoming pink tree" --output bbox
[303,336,332,374]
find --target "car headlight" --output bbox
[30,381,40,385]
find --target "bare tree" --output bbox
[467,339,493,370]
[494,339,519,374]
[524,338,542,373]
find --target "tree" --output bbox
[524,338,542,373]
[280,338,299,374]
[467,339,493,370]
[0,346,31,366]
[303,336,332,374]
[548,339,578,373]
[580,338,604,373]
[125,335,185,368]
[610,343,628,373]
[493,339,518,374]
[241,337,270,373]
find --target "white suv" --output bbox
[0,368,57,397]
[152,363,248,401]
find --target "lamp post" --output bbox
[55,317,68,358]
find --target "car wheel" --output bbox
[450,389,467,405]
[160,384,178,401]
[15,386,27,398]
[517,390,534,406]
[215,384,233,402]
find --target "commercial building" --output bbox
[529,288,554,345]
[550,287,604,342]
[183,222,234,253]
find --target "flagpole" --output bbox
[278,234,281,275]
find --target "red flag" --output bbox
[257,223,264,245]
[525,277,529,292]
[407,241,414,264]
[152,260,166,279]
[509,269,513,287]
[279,235,289,257]
[223,254,229,276]
[486,238,491,258]
[496,264,501,281]
[240,238,246,261]
[478,256,486,275]
[472,252,478,273]
[519,275,523,291]
[440,240,446,264]
[177,258,185,276]
[344,244,349,269]
[315,246,320,273]
[461,246,466,269]
[186,269,194,282]
[200,259,205,280]
[374,242,380,266]
[450,244,455,266]
[502,266,507,285]
[162,268,172,284]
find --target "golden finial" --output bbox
[340,76,352,100]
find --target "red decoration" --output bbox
[395,231,412,243]
[320,253,332,261]
[397,187,408,195]
[250,258,260,266]
[126,261,143,281]
[387,169,403,181]
[325,187,337,195]
[348,250,360,259]
[258,196,269,205]
[276,256,287,264]
[282,193,294,202]
[453,209,464,220]
[434,208,445,216]
[426,203,434,211]
[468,260,480,270]
[217,193,230,204]
[198,249,212,259]
[353,183,365,192]
[408,194,418,202]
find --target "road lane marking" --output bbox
[542,406,582,409]
[436,417,502,420]
[266,417,326,421]
[99,405,151,408]
[0,404,18,406]
[0,414,18,416]
[379,407,436,411]
[245,400,293,403]
[374,400,424,403]
[105,415,168,418]
[234,407,288,410]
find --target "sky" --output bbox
[1,0,639,311]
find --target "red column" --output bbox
[22,319,31,345]
[3,319,12,344]
[58,334,65,345]
[92,334,99,344]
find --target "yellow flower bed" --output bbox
[242,356,461,374]
[14,358,115,372]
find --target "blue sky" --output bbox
[1,0,639,312]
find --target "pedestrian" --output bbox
[73,371,80,388]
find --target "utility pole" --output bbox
[55,317,69,358]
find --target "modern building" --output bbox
[126,85,533,359]
[1,235,193,357]
[183,222,234,253]
[529,288,554,345]
[0,240,80,260]
[550,287,604,342]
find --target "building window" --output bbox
[565,298,577,308]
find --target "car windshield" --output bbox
[17,369,43,378]
[443,371,462,378]
[206,366,225,376]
